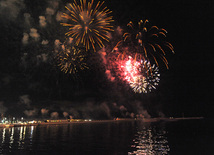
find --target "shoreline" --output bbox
[0,117,204,128]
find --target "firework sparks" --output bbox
[55,40,88,74]
[61,0,114,52]
[146,63,160,91]
[119,56,141,83]
[130,75,148,93]
[123,19,174,69]
[129,61,160,93]
[107,53,160,93]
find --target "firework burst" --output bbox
[130,75,148,93]
[107,53,160,93]
[145,63,160,92]
[122,19,174,69]
[61,0,114,52]
[119,56,141,83]
[55,40,88,74]
[129,61,160,93]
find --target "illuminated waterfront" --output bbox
[0,119,213,154]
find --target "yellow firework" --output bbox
[123,20,174,69]
[56,43,88,74]
[61,0,114,52]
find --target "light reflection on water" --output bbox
[0,120,208,154]
[0,122,170,154]
[9,127,14,149]
[128,122,170,155]
[0,126,34,154]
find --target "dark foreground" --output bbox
[0,118,213,155]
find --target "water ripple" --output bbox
[128,122,170,155]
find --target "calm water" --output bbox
[0,119,213,155]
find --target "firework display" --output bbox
[146,64,160,91]
[57,0,174,93]
[130,62,160,93]
[106,52,160,93]
[119,56,141,83]
[123,20,174,69]
[118,56,160,93]
[55,40,88,74]
[129,75,148,93]
[61,0,114,52]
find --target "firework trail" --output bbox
[55,38,88,74]
[61,0,114,52]
[120,19,174,69]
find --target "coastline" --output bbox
[0,117,204,128]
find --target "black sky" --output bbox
[0,0,213,118]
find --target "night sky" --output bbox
[0,0,213,119]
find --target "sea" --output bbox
[0,119,213,155]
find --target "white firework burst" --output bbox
[129,60,160,93]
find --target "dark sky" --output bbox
[0,0,213,119]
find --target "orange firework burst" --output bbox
[123,19,174,69]
[56,41,88,74]
[61,0,114,52]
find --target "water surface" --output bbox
[0,119,212,155]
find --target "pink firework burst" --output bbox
[106,52,160,93]
[118,56,142,83]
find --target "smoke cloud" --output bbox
[116,26,123,35]
[98,49,115,81]
[45,7,55,23]
[2,75,12,85]
[0,101,7,114]
[51,112,59,119]
[54,39,61,48]
[135,102,151,118]
[99,102,111,118]
[56,11,63,21]
[39,16,47,27]
[0,0,25,22]
[36,53,48,64]
[41,40,49,45]
[158,111,165,118]
[29,28,40,41]
[48,0,59,9]
[22,33,29,45]
[63,112,69,118]
[19,95,31,107]
[105,70,115,81]
[24,13,32,27]
[24,109,37,117]
[68,108,80,119]
[41,108,49,115]
[98,48,107,64]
